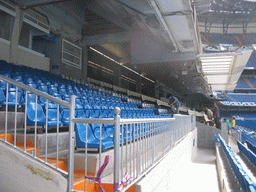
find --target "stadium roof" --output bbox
[9,0,256,98]
[198,47,253,91]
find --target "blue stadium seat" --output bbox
[0,89,6,104]
[75,123,114,150]
[27,103,46,126]
[61,108,70,126]
[45,102,62,127]
[0,72,11,90]
[1,87,22,107]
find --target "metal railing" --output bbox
[0,75,74,190]
[72,109,195,192]
[0,75,196,192]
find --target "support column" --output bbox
[81,45,88,81]
[154,81,160,99]
[9,5,24,64]
[136,76,142,94]
[113,65,121,87]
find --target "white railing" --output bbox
[0,75,196,192]
[72,110,195,192]
[0,75,74,190]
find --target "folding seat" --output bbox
[48,85,58,95]
[0,89,6,105]
[1,87,22,107]
[120,110,128,118]
[83,100,93,110]
[0,72,11,90]
[10,76,24,89]
[76,105,86,118]
[93,101,101,110]
[11,74,22,82]
[58,88,67,96]
[90,109,110,140]
[120,103,125,110]
[37,83,48,92]
[101,101,108,110]
[62,94,70,102]
[27,103,46,126]
[45,102,62,127]
[75,123,114,150]
[85,109,95,118]
[61,108,70,126]
[75,97,83,108]
[99,109,109,118]
[107,102,115,110]
[33,79,43,85]
[37,84,48,107]
[67,90,74,96]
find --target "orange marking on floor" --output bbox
[0,133,13,143]
[201,35,211,45]
[235,36,244,46]
[244,78,254,88]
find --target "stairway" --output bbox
[0,132,136,191]
[0,133,39,156]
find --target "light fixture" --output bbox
[89,47,155,83]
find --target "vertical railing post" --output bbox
[113,107,121,192]
[68,95,76,192]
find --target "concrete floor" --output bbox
[135,130,220,192]
[158,148,219,192]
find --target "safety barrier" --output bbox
[218,134,256,192]
[0,74,73,190]
[237,141,256,168]
[0,74,195,192]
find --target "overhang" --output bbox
[197,47,253,91]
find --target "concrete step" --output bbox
[38,157,68,172]
[0,133,13,143]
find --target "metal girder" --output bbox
[85,0,131,31]
[204,17,219,34]
[82,32,131,46]
[222,18,236,35]
[12,0,72,9]
[112,0,155,16]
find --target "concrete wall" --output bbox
[134,129,197,192]
[17,45,50,71]
[0,111,24,130]
[0,140,67,192]
[16,132,70,156]
[196,122,221,149]
[0,38,10,62]
[0,38,50,71]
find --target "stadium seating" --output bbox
[0,60,174,150]
[236,78,251,89]
[237,140,256,168]
[75,123,114,151]
[218,135,256,192]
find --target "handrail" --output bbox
[72,117,175,125]
[120,117,175,124]
[0,75,70,109]
[72,118,115,124]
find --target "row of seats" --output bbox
[241,130,256,147]
[201,32,256,45]
[0,60,172,129]
[75,114,171,151]
[237,141,256,168]
[247,141,256,155]
[236,78,252,89]
[218,135,256,192]
[227,93,256,102]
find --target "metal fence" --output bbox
[0,75,196,192]
[0,75,74,190]
[72,109,195,192]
